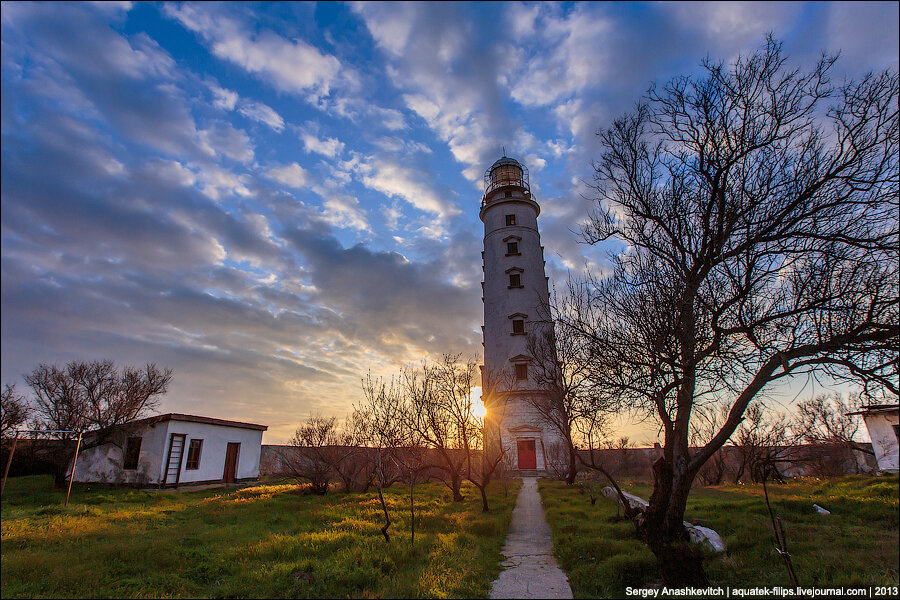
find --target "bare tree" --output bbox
[404,354,478,502]
[690,402,730,485]
[282,415,346,494]
[570,390,642,524]
[575,37,898,584]
[356,373,408,542]
[731,403,800,484]
[466,369,509,512]
[795,392,876,475]
[1,384,29,439]
[24,360,172,486]
[525,300,595,484]
[796,393,873,456]
[331,411,375,493]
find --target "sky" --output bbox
[2,1,898,444]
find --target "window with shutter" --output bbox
[185,439,203,470]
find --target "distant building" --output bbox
[72,413,267,486]
[480,156,565,474]
[850,404,899,472]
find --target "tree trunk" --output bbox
[377,482,391,542]
[565,443,577,485]
[640,456,709,586]
[479,483,490,512]
[409,471,415,544]
[451,472,463,502]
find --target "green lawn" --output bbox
[1,475,521,599]
[539,475,899,598]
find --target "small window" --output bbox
[515,364,528,380]
[185,439,203,470]
[505,214,516,226]
[509,273,522,288]
[506,241,519,255]
[512,319,525,335]
[123,437,142,470]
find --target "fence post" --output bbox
[65,432,83,507]
[1,432,19,496]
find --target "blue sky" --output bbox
[2,1,897,443]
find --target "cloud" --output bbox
[198,121,254,163]
[210,84,239,110]
[283,229,480,355]
[3,2,201,158]
[3,1,895,444]
[237,100,285,131]
[360,157,460,225]
[166,2,342,101]
[301,132,344,158]
[505,5,615,108]
[320,196,371,233]
[265,162,310,189]
[353,2,522,181]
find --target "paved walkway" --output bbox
[489,477,574,599]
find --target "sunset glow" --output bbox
[1,2,895,443]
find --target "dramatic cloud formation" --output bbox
[2,1,897,442]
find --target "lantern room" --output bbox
[482,156,531,206]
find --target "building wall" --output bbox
[493,393,567,473]
[72,420,264,485]
[863,412,899,471]
[481,193,550,375]
[72,421,169,485]
[158,420,264,484]
[481,172,559,472]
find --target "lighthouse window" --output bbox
[505,214,516,226]
[509,273,522,288]
[506,241,519,255]
[512,319,525,335]
[515,364,528,380]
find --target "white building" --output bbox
[72,413,267,486]
[851,404,899,472]
[480,156,565,474]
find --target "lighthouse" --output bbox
[480,156,563,474]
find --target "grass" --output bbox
[1,475,521,599]
[539,475,899,598]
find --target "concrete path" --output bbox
[489,477,574,599]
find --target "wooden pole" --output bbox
[65,432,83,507]
[1,432,19,496]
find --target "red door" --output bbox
[517,440,536,470]
[223,442,240,483]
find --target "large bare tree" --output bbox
[1,384,30,439]
[24,360,172,486]
[573,37,898,584]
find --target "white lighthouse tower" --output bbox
[480,156,563,474]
